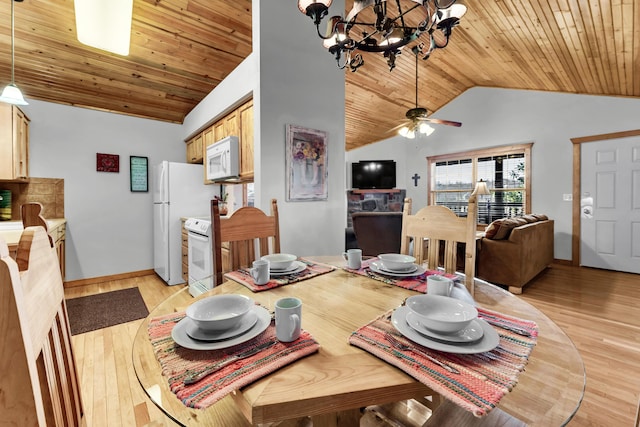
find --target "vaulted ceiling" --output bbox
[0,0,637,151]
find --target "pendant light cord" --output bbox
[10,0,15,84]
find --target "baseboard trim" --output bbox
[64,269,156,288]
[553,259,572,266]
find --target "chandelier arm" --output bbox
[315,22,335,40]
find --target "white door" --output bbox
[580,136,640,273]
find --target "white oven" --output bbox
[184,218,214,297]
[206,135,239,181]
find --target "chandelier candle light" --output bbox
[297,0,467,72]
[0,0,27,105]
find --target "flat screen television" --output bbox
[351,160,396,189]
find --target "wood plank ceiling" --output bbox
[0,0,637,151]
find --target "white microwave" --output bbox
[206,135,239,181]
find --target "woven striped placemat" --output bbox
[224,258,336,292]
[349,307,538,417]
[148,311,320,409]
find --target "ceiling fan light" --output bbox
[75,0,133,56]
[0,83,28,106]
[419,123,435,135]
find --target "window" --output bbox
[428,144,532,225]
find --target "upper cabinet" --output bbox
[185,132,203,164]
[0,104,30,180]
[185,98,254,183]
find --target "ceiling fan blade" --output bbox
[389,121,411,132]
[423,118,463,127]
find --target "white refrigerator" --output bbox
[153,161,219,285]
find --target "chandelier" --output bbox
[297,0,467,72]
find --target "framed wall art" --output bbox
[130,156,149,192]
[285,124,328,201]
[96,153,119,172]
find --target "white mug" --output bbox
[342,248,362,270]
[427,275,454,296]
[250,260,270,285]
[275,297,301,342]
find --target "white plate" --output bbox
[405,311,484,343]
[370,261,426,277]
[172,306,271,350]
[270,261,307,276]
[185,310,258,341]
[379,263,418,274]
[391,306,499,354]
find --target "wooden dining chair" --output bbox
[21,202,54,248]
[400,193,479,296]
[211,198,280,285]
[0,226,83,425]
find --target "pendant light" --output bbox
[0,0,28,105]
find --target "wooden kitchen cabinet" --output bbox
[238,99,254,179]
[185,132,203,164]
[0,104,30,180]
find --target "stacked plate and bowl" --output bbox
[171,294,271,350]
[370,254,427,277]
[261,253,306,276]
[391,294,500,354]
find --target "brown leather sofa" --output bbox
[476,215,554,294]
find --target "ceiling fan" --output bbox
[396,49,462,139]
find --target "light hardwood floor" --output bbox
[64,264,640,426]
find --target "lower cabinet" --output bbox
[181,219,189,282]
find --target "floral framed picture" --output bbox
[285,124,328,201]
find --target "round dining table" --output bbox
[132,256,585,426]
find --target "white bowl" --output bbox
[186,294,254,331]
[405,294,478,334]
[378,253,416,272]
[261,253,297,270]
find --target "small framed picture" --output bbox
[285,124,328,201]
[97,153,119,172]
[130,156,148,192]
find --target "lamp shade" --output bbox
[0,83,28,106]
[473,180,491,196]
[75,0,133,55]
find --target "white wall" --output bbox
[22,100,184,281]
[254,0,346,257]
[182,0,347,259]
[347,87,640,261]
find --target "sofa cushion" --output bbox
[486,217,528,240]
[531,213,548,221]
[521,214,539,223]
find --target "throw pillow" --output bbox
[484,219,504,239]
[531,213,549,221]
[521,214,538,223]
[492,217,527,240]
